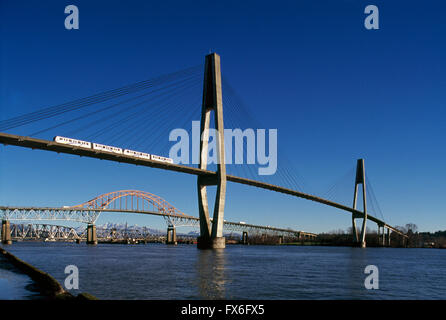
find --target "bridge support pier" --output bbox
[352,159,368,248]
[278,235,284,245]
[166,226,177,245]
[86,224,97,245]
[377,225,380,246]
[197,53,227,250]
[242,231,248,245]
[387,228,391,247]
[377,224,384,247]
[197,236,225,249]
[1,220,12,245]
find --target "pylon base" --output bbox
[197,236,225,249]
[352,241,366,248]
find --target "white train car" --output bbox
[54,136,172,165]
[92,143,123,154]
[124,149,151,160]
[151,154,173,164]
[53,136,91,149]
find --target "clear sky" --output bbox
[1,0,445,233]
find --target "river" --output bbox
[2,242,445,299]
[0,250,43,299]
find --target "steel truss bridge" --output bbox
[10,223,80,241]
[0,190,317,240]
[9,223,160,242]
[9,223,154,242]
[8,222,312,242]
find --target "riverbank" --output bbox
[0,246,96,300]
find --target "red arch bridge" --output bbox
[0,190,317,244]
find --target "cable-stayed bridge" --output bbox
[0,53,407,248]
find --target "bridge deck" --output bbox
[0,132,406,237]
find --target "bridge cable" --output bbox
[1,66,201,130]
[117,81,202,154]
[222,76,307,191]
[321,167,356,205]
[80,75,202,145]
[365,173,385,222]
[111,78,202,154]
[221,76,309,192]
[29,73,202,137]
[0,65,201,131]
[63,74,200,139]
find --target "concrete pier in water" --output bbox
[166,226,177,245]
[87,224,97,245]
[1,220,12,245]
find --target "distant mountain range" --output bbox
[75,223,164,235]
[75,223,240,237]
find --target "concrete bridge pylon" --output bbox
[352,159,368,248]
[197,53,227,250]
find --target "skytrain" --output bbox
[53,136,173,164]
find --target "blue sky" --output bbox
[1,0,445,233]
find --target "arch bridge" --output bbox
[0,190,316,245]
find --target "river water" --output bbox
[0,251,42,299]
[2,242,446,299]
